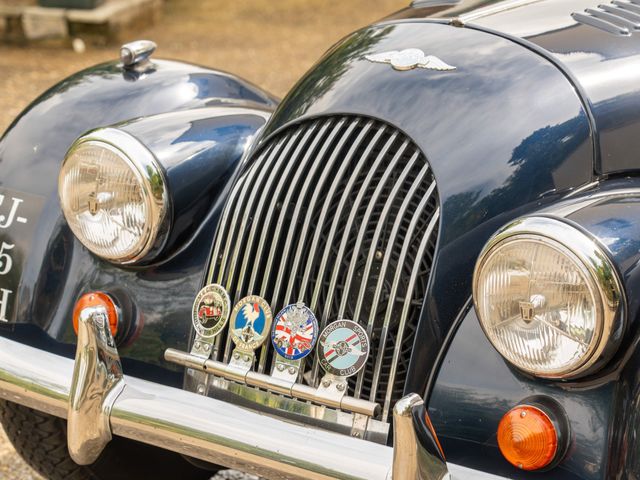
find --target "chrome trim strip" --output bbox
[453,0,545,25]
[249,122,336,372]
[383,208,439,420]
[368,164,432,405]
[307,121,375,314]
[224,139,286,294]
[247,120,326,362]
[165,348,380,417]
[286,119,354,302]
[220,127,309,366]
[211,152,263,284]
[218,132,300,363]
[350,147,417,396]
[245,121,326,302]
[336,130,396,319]
[282,118,348,303]
[217,144,275,286]
[311,121,386,330]
[300,122,369,305]
[275,120,338,304]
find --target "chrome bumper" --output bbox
[0,310,506,480]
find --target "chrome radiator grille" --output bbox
[207,116,440,422]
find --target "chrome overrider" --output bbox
[67,305,125,465]
[0,306,506,479]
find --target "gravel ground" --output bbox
[0,427,42,480]
[0,0,406,478]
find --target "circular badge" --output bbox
[191,284,230,338]
[317,320,369,377]
[271,303,318,360]
[230,295,273,351]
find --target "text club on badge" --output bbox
[272,303,318,360]
[318,320,369,377]
[191,284,230,338]
[230,295,273,351]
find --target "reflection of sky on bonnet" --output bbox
[308,22,584,200]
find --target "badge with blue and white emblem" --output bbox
[229,295,273,352]
[191,284,230,339]
[272,302,318,361]
[317,320,369,378]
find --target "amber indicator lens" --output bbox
[72,292,118,337]
[497,405,558,471]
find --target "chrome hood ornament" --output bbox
[365,48,456,71]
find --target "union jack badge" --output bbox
[229,295,273,352]
[318,320,369,377]
[271,303,318,360]
[191,284,230,338]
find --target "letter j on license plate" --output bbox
[0,188,45,323]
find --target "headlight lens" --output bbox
[59,129,168,264]
[473,217,623,378]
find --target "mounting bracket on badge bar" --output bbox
[165,284,380,418]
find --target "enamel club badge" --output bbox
[191,284,230,338]
[229,295,273,352]
[271,303,318,361]
[318,320,370,377]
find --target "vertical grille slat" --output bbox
[319,126,389,323]
[383,208,440,421]
[223,125,318,363]
[290,120,361,301]
[335,130,396,321]
[208,115,440,422]
[366,163,431,403]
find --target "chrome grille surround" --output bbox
[207,115,440,423]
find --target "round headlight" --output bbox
[59,128,169,264]
[473,216,623,378]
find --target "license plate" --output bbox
[0,188,45,323]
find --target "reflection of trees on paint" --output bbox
[276,26,395,120]
[443,115,587,241]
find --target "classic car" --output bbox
[1,0,639,478]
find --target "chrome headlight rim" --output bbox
[472,215,625,379]
[59,128,171,264]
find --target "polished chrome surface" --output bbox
[365,49,456,71]
[392,393,449,480]
[572,1,640,36]
[165,348,380,417]
[61,128,170,264]
[449,0,545,24]
[67,305,125,465]
[383,207,439,420]
[0,335,510,479]
[120,40,157,68]
[207,116,440,423]
[473,215,625,378]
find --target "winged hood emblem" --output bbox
[364,48,456,71]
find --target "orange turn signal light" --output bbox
[72,292,118,337]
[497,405,558,471]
